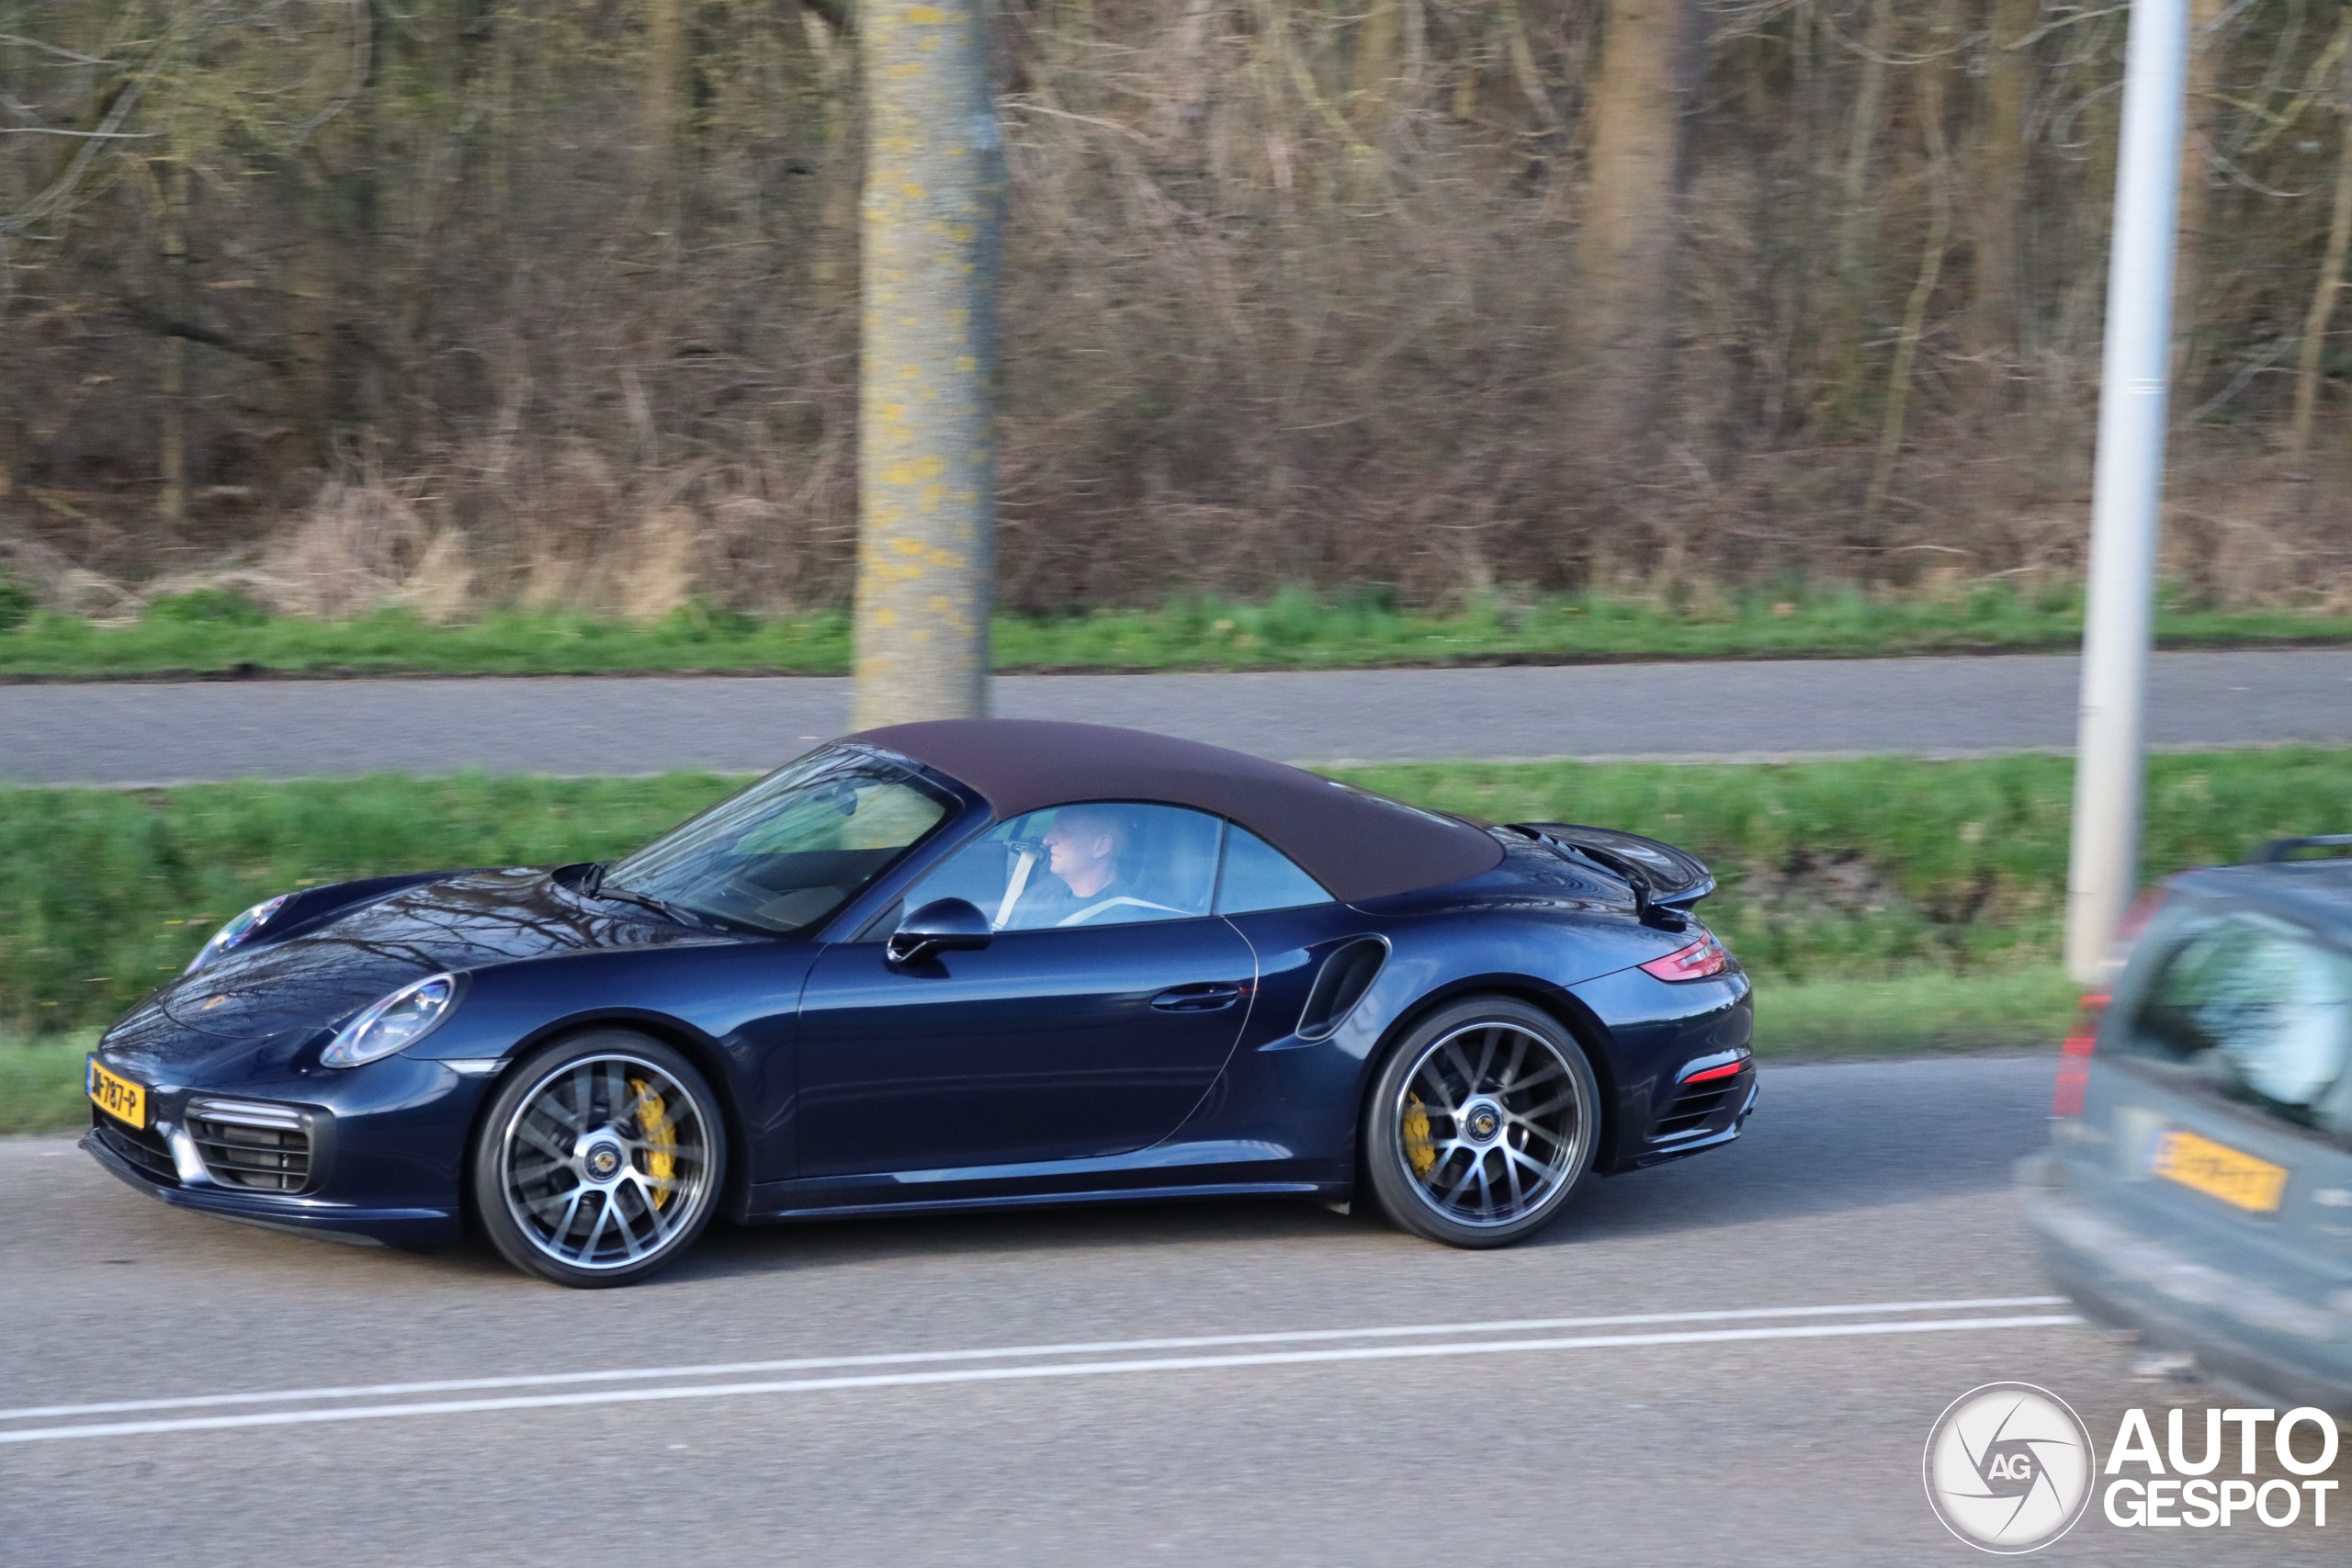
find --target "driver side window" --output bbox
[914,804,1225,931]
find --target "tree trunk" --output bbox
[1356,0,1399,100]
[157,154,189,527]
[642,0,685,233]
[1866,0,1958,517]
[298,0,386,449]
[851,0,1008,727]
[1057,0,1097,107]
[1967,0,2037,400]
[2171,0,2230,390]
[1153,0,1225,150]
[1826,0,1893,425]
[1575,0,1698,488]
[2290,100,2352,460]
[801,6,856,290]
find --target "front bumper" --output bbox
[2018,1153,2352,1419]
[82,1125,461,1248]
[78,1047,495,1251]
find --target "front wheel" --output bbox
[471,1031,727,1288]
[1361,997,1600,1249]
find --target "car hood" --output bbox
[145,866,724,1043]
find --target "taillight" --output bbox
[2052,992,2108,1117]
[1639,931,1729,982]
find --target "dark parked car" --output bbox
[2020,836,2352,1416]
[84,720,1754,1287]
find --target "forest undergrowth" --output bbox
[5,1,2351,623]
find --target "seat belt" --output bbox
[994,848,1037,929]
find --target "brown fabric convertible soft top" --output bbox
[851,718,1504,903]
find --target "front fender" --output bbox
[402,939,820,1187]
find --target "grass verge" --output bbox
[5,583,2349,680]
[8,747,2343,1133]
[1750,968,2078,1060]
[2,1034,96,1135]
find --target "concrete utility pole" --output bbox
[851,0,1007,728]
[2064,0,2192,987]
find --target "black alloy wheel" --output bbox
[1361,996,1600,1249]
[471,1030,727,1288]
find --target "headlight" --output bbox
[322,974,460,1068]
[186,896,291,974]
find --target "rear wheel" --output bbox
[1361,997,1599,1249]
[471,1031,726,1288]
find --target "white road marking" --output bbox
[0,1314,2081,1446]
[0,1295,2065,1422]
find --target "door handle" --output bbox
[1151,982,1244,1013]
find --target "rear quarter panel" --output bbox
[1202,844,1747,1183]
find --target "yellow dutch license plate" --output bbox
[87,1059,147,1129]
[2150,1128,2289,1214]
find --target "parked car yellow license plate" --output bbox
[86,1058,146,1129]
[2150,1128,2288,1213]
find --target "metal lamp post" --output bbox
[2064,0,2194,987]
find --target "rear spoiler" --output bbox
[2250,835,2352,863]
[1510,822,1716,931]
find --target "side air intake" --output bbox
[1296,938,1387,1041]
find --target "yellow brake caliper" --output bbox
[1402,1094,1436,1178]
[630,1078,676,1210]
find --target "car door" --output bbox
[795,804,1257,1177]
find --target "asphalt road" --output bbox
[5,1056,2344,1566]
[4,649,2349,784]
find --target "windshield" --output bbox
[602,748,956,934]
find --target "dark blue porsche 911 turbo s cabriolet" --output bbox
[83,719,1755,1287]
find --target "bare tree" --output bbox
[2172,0,2233,389]
[1575,0,1698,498]
[851,0,1007,726]
[1865,0,1959,518]
[640,0,684,220]
[2290,37,2352,460]
[1968,0,2038,399]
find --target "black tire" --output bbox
[471,1030,728,1288]
[1361,996,1600,1249]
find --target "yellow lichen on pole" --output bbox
[852,0,1007,728]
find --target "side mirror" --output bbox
[887,897,991,966]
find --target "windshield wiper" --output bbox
[583,874,713,931]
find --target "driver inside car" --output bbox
[903,802,1224,931]
[1046,807,1124,901]
[980,806,1196,929]
[1005,807,1151,927]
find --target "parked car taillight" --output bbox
[1639,931,1729,982]
[2052,992,2108,1117]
